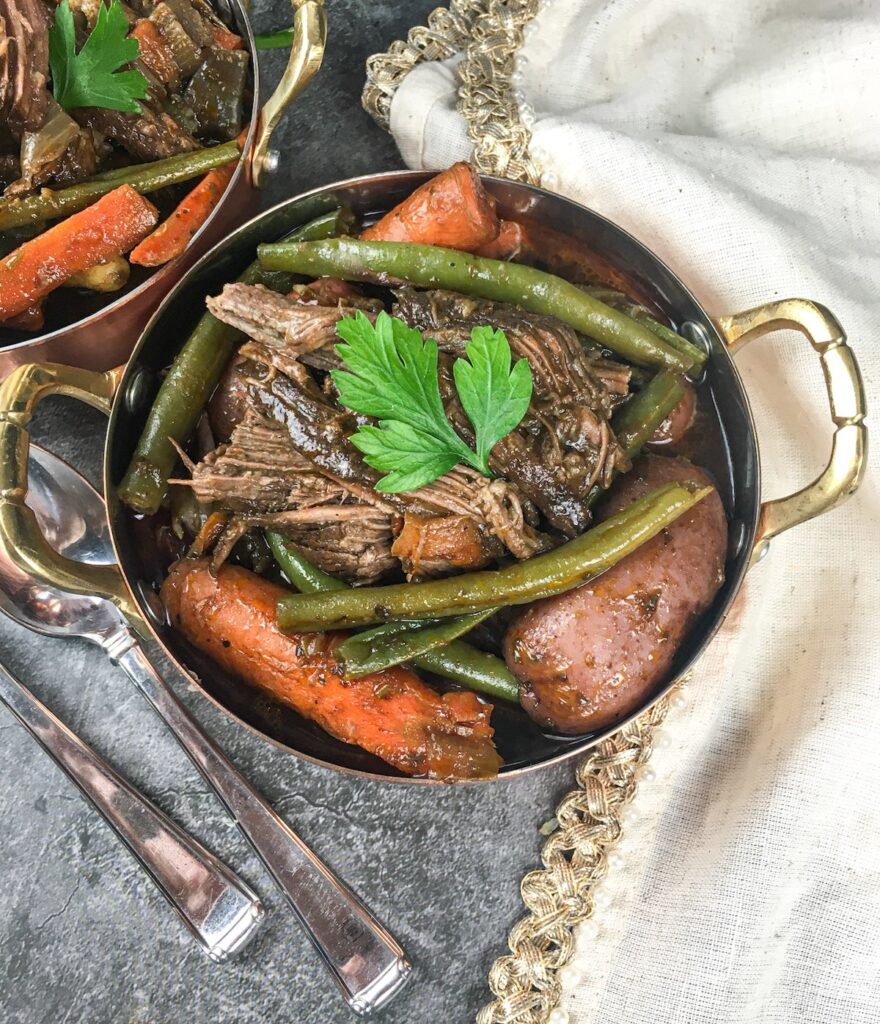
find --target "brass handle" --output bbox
[250,0,327,188]
[0,362,142,627]
[713,299,867,564]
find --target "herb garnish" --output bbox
[49,0,150,115]
[332,311,533,493]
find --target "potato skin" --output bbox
[505,455,727,734]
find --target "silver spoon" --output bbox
[0,448,265,962]
[4,445,410,1015]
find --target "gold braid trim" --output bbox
[364,11,683,1021]
[363,0,542,183]
[476,685,682,1023]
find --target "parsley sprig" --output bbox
[332,311,533,493]
[49,0,150,115]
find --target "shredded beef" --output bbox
[393,288,632,534]
[0,0,50,140]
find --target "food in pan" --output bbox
[0,0,249,337]
[119,163,728,781]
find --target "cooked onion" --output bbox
[17,101,79,188]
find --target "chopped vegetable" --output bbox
[49,0,149,115]
[612,370,686,457]
[0,185,157,321]
[64,255,131,292]
[0,139,241,232]
[117,208,353,515]
[129,161,235,266]
[336,610,495,677]
[332,312,532,492]
[474,219,528,261]
[412,642,520,702]
[266,531,348,594]
[130,19,180,89]
[16,102,80,192]
[5,305,45,331]
[257,238,703,371]
[276,481,713,631]
[161,559,502,780]
[582,369,687,511]
[361,162,500,252]
[266,531,520,701]
[581,286,708,370]
[210,25,243,50]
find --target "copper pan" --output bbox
[0,173,868,783]
[0,0,327,382]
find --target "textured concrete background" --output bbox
[0,3,575,1021]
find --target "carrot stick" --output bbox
[129,161,235,267]
[4,305,44,331]
[0,185,157,322]
[361,162,500,252]
[160,558,502,780]
[211,24,243,49]
[131,19,180,87]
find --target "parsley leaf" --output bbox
[453,325,533,472]
[332,311,533,493]
[50,0,150,115]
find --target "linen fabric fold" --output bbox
[384,1,880,1020]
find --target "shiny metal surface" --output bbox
[0,174,866,787]
[0,448,265,962]
[0,0,326,383]
[712,300,868,564]
[251,1,327,188]
[105,171,866,780]
[0,447,410,1011]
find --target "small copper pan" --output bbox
[0,173,868,783]
[0,0,326,382]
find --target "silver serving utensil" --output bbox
[0,454,265,962]
[5,446,410,1015]
[0,662,264,961]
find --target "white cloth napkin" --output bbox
[386,2,880,1021]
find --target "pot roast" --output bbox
[184,279,634,582]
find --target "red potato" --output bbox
[161,558,502,780]
[504,455,727,734]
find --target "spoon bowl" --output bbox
[0,447,122,643]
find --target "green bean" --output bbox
[266,531,348,593]
[337,610,495,677]
[612,370,685,457]
[413,642,520,702]
[277,481,712,631]
[583,369,685,512]
[117,208,350,515]
[580,285,707,368]
[266,533,519,701]
[253,28,295,48]
[0,141,242,232]
[257,238,699,371]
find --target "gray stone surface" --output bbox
[0,4,573,1021]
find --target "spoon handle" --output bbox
[0,661,264,961]
[110,633,411,1016]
